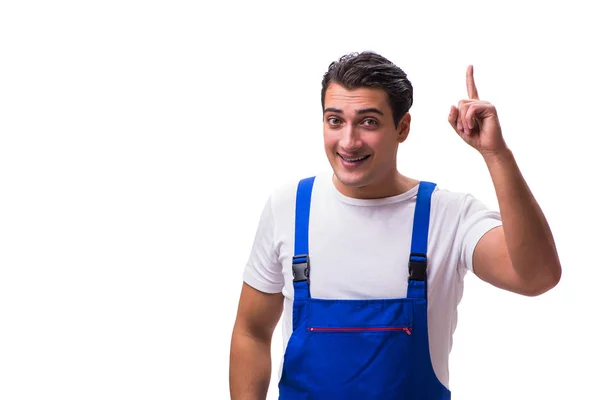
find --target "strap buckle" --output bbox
[408,253,427,281]
[292,254,310,283]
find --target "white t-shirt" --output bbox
[243,172,502,389]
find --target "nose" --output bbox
[338,124,362,151]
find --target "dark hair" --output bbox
[321,51,413,127]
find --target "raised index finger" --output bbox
[466,65,479,100]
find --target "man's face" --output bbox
[323,82,410,198]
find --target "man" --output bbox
[229,51,561,399]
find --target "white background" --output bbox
[1,0,598,399]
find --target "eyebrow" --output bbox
[323,107,384,116]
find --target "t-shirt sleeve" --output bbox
[457,194,503,273]
[242,196,285,293]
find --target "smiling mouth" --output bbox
[338,153,371,163]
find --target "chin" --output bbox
[333,170,370,188]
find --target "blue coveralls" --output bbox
[278,177,452,399]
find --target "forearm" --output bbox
[483,148,561,287]
[229,330,272,400]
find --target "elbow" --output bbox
[521,262,562,297]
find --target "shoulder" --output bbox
[431,184,493,216]
[429,184,500,239]
[268,172,330,213]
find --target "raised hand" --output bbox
[448,65,508,157]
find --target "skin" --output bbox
[229,283,283,400]
[229,66,562,399]
[322,82,419,199]
[448,66,562,295]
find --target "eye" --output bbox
[327,117,342,126]
[362,118,378,127]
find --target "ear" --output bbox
[397,112,411,143]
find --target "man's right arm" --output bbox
[229,282,284,400]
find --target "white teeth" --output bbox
[341,155,368,162]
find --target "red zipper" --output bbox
[308,327,411,335]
